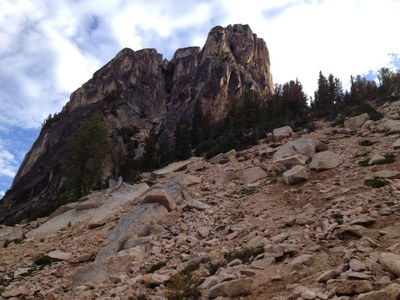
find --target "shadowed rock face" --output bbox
[1,24,273,224]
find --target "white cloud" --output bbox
[0,0,400,131]
[217,0,400,96]
[0,191,4,198]
[0,148,17,178]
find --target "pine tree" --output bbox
[174,124,192,160]
[142,132,158,171]
[62,112,109,201]
[314,71,331,115]
[121,140,140,183]
[191,100,208,146]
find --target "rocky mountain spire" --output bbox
[1,24,274,224]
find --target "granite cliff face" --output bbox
[1,24,273,224]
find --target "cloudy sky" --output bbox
[1,0,400,197]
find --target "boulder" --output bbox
[47,250,72,261]
[273,138,325,160]
[343,113,369,130]
[215,170,238,184]
[262,162,286,176]
[380,119,400,132]
[379,253,400,277]
[290,254,314,267]
[209,277,253,298]
[170,174,202,187]
[369,154,386,165]
[273,154,309,168]
[357,284,400,300]
[372,170,400,179]
[393,139,400,149]
[292,138,319,158]
[1,286,29,298]
[309,151,341,171]
[282,166,309,185]
[186,199,211,211]
[272,125,293,139]
[237,167,267,182]
[327,280,373,296]
[141,188,177,211]
[251,257,275,269]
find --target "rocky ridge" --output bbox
[1,100,400,299]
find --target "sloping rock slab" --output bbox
[72,254,136,287]
[209,278,254,298]
[96,203,168,261]
[152,157,200,175]
[26,183,149,239]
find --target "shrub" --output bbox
[224,246,264,263]
[364,179,388,188]
[358,139,375,146]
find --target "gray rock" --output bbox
[317,269,340,283]
[26,183,149,239]
[250,257,275,269]
[152,158,200,175]
[344,113,369,130]
[209,277,253,298]
[372,170,400,180]
[369,154,386,165]
[393,139,400,149]
[301,290,316,300]
[72,254,136,287]
[186,199,211,211]
[209,153,225,164]
[170,174,202,188]
[381,119,400,132]
[349,259,367,272]
[215,170,238,184]
[328,280,373,296]
[290,254,314,267]
[272,125,293,139]
[379,253,400,277]
[237,167,267,182]
[141,188,177,211]
[356,283,400,300]
[282,165,309,185]
[310,151,341,171]
[273,138,322,160]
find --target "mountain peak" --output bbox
[1,24,274,224]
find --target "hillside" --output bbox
[1,100,400,299]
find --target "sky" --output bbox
[1,0,400,197]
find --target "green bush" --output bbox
[224,246,264,263]
[358,139,375,146]
[364,179,388,188]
